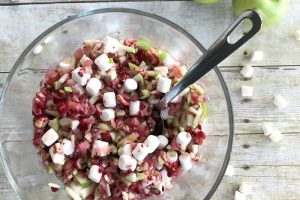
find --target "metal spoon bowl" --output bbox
[154,10,262,134]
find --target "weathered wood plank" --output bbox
[1,0,300,73]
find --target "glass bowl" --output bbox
[0,8,233,200]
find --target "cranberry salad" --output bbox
[32,36,207,200]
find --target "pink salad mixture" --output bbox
[32,36,207,200]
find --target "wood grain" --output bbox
[1,0,300,73]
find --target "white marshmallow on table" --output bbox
[157,76,172,93]
[86,78,102,96]
[88,165,103,183]
[71,67,91,86]
[71,120,80,130]
[58,74,69,84]
[123,79,138,92]
[94,54,114,72]
[250,50,264,61]
[62,139,74,156]
[74,84,85,95]
[132,143,149,162]
[261,122,273,136]
[171,87,190,103]
[101,109,115,121]
[42,128,59,147]
[239,182,252,195]
[103,92,116,108]
[49,145,65,165]
[179,153,193,171]
[295,30,300,40]
[160,108,174,120]
[118,143,132,156]
[154,66,169,77]
[33,44,43,55]
[234,191,246,200]
[166,150,178,163]
[269,130,283,142]
[163,54,177,68]
[158,135,169,149]
[176,131,192,149]
[274,95,288,109]
[118,155,137,171]
[143,135,159,153]
[241,86,253,97]
[102,36,120,53]
[92,140,110,157]
[240,64,254,78]
[129,101,140,116]
[225,164,235,176]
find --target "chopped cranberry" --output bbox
[74,48,84,60]
[117,94,130,106]
[150,187,161,196]
[50,187,59,192]
[101,132,112,142]
[77,141,90,156]
[191,92,199,103]
[145,48,159,66]
[169,65,182,78]
[57,101,69,117]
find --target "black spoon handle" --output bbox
[159,9,262,108]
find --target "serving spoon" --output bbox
[154,9,262,133]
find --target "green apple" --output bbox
[194,0,221,4]
[232,0,289,27]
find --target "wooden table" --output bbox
[1,0,300,199]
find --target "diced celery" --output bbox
[117,132,139,147]
[125,173,137,182]
[64,86,73,93]
[180,66,187,75]
[79,184,95,199]
[136,173,146,181]
[186,113,194,127]
[133,73,145,88]
[45,109,60,117]
[110,144,117,155]
[146,71,158,77]
[158,49,167,61]
[128,62,140,71]
[116,109,126,117]
[53,81,61,90]
[89,96,98,105]
[141,89,150,99]
[46,166,53,174]
[65,186,82,200]
[136,38,151,50]
[200,103,208,122]
[74,173,91,188]
[97,123,111,131]
[108,58,114,64]
[48,117,60,131]
[191,84,205,95]
[121,45,136,54]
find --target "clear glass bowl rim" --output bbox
[0,8,234,200]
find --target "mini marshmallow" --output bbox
[103,92,116,108]
[43,35,53,44]
[261,122,273,136]
[132,143,149,162]
[157,76,172,93]
[143,135,159,153]
[49,145,65,165]
[225,164,235,176]
[102,36,120,53]
[92,140,110,157]
[108,69,117,81]
[129,101,140,116]
[62,139,74,156]
[160,108,174,120]
[158,135,169,149]
[160,169,171,183]
[118,144,132,156]
[33,44,43,55]
[239,182,252,195]
[269,130,283,142]
[176,131,192,149]
[163,54,177,68]
[88,165,102,183]
[71,120,80,130]
[240,64,254,78]
[71,67,91,86]
[42,128,59,147]
[86,78,102,96]
[154,66,169,77]
[74,84,85,95]
[234,191,246,200]
[295,30,300,40]
[94,54,114,72]
[58,74,69,84]
[274,95,288,109]
[250,50,264,61]
[241,86,253,97]
[124,79,138,92]
[100,109,115,121]
[179,153,193,171]
[166,150,178,163]
[118,155,137,171]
